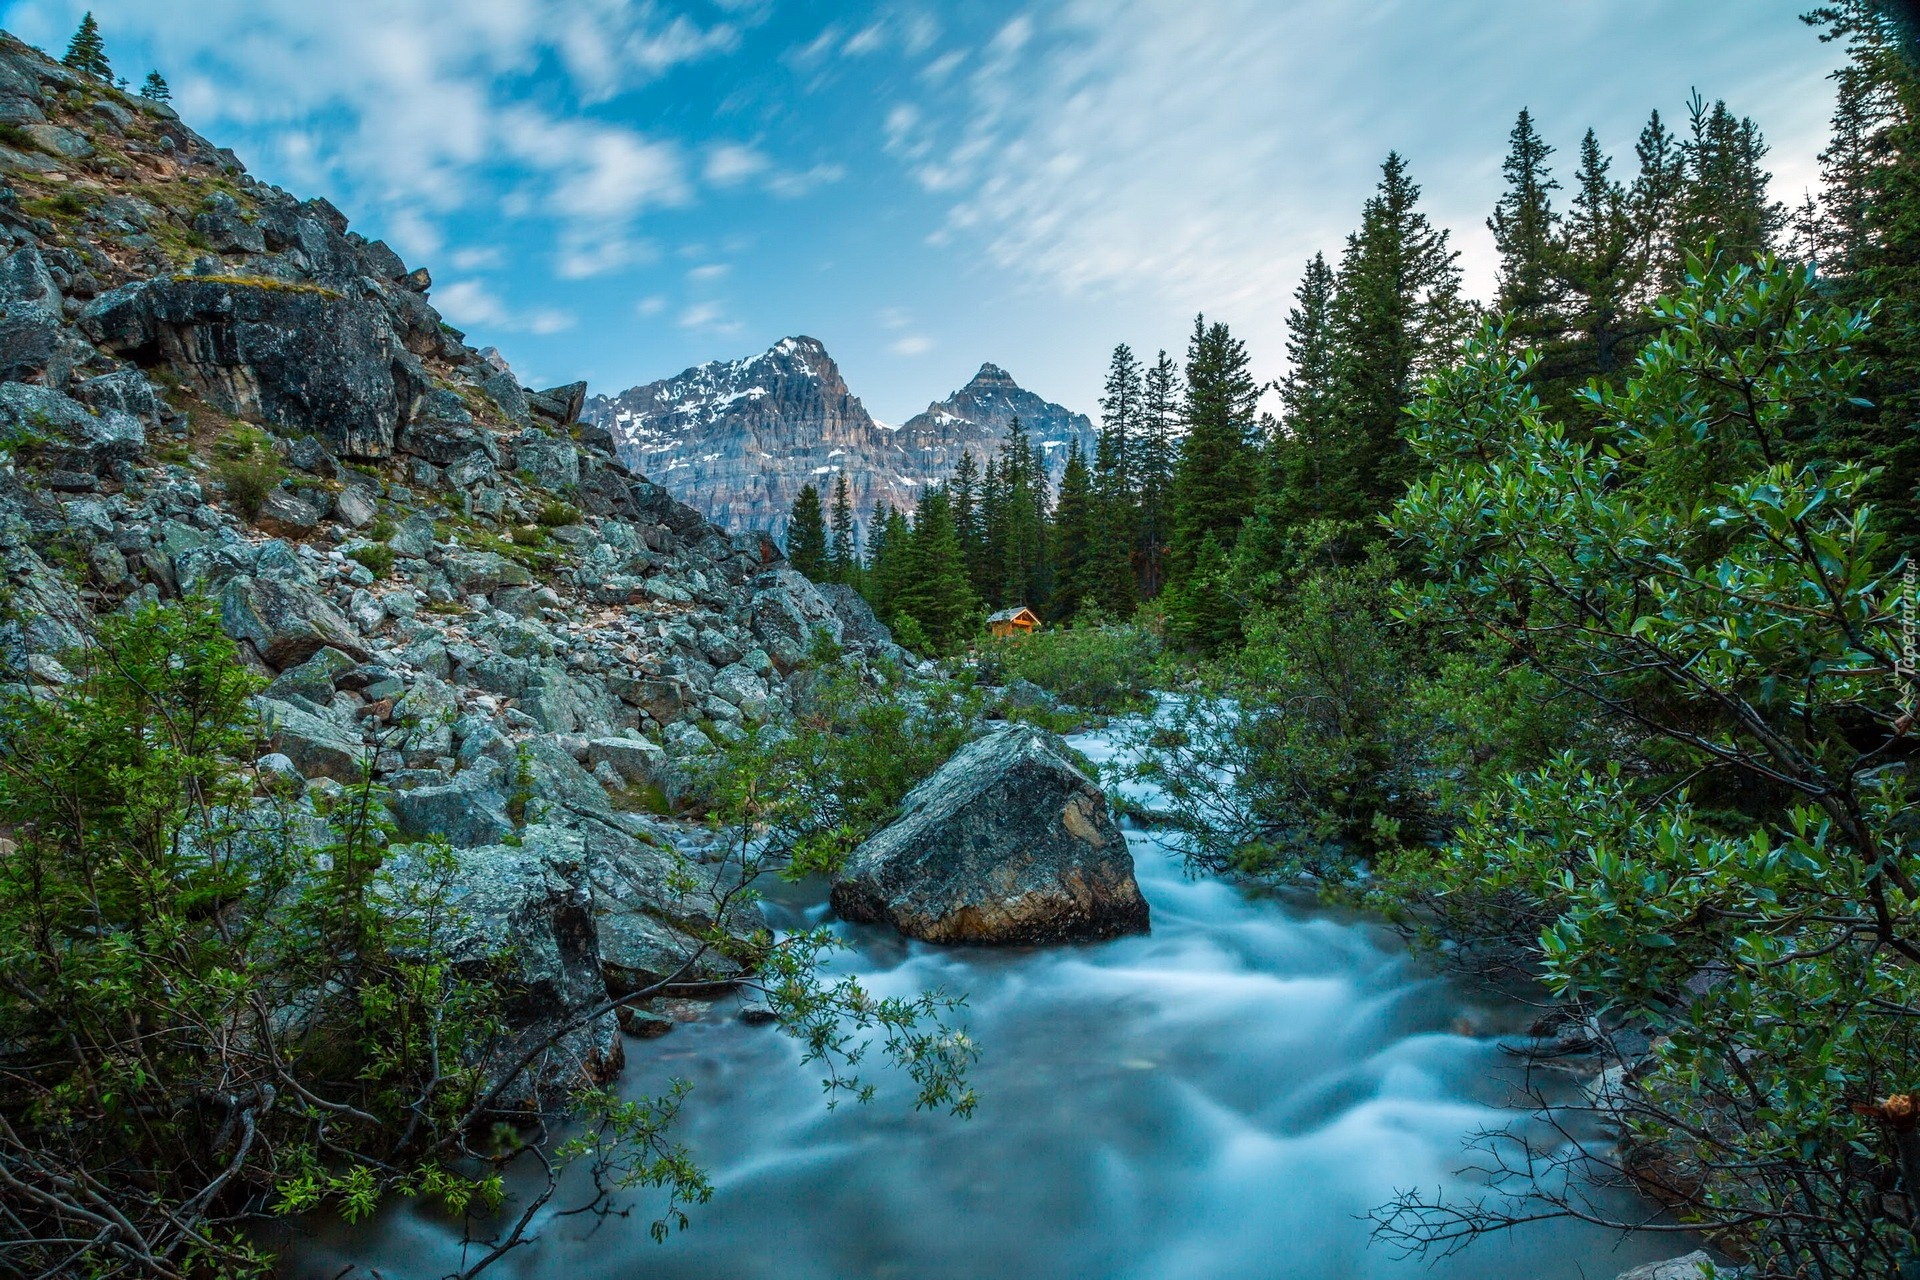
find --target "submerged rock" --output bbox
[830,724,1149,945]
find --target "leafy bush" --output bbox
[0,601,977,1277]
[985,619,1163,714]
[1368,257,1920,1276]
[211,425,284,519]
[696,647,987,876]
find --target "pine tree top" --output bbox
[62,12,110,80]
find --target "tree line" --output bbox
[785,73,1836,653]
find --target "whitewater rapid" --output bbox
[292,719,1680,1279]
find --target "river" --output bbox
[290,718,1681,1279]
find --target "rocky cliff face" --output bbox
[583,342,1096,545]
[0,31,905,1069]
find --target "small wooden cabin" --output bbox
[988,606,1041,639]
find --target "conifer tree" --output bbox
[1093,344,1142,616]
[62,12,110,80]
[1050,443,1099,621]
[1801,0,1920,553]
[1673,93,1785,265]
[1489,108,1564,347]
[1262,253,1340,533]
[1132,350,1179,599]
[827,473,856,584]
[1628,110,1687,292]
[1163,315,1260,647]
[1322,153,1468,527]
[785,483,828,581]
[894,488,979,652]
[139,70,170,102]
[1558,128,1645,386]
[995,419,1050,610]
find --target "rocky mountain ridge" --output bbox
[582,339,1096,544]
[0,30,909,1079]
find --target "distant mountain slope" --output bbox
[582,340,1096,543]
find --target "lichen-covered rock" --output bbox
[748,567,842,673]
[1614,1254,1743,1280]
[256,698,364,783]
[220,574,369,668]
[0,383,144,474]
[831,724,1149,945]
[81,276,421,459]
[386,830,623,1097]
[388,771,514,847]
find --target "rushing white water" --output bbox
[292,720,1682,1279]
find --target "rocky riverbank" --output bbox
[0,29,920,1081]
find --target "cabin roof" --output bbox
[987,606,1038,624]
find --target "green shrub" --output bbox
[535,498,582,527]
[0,599,979,1277]
[987,619,1163,714]
[347,544,396,578]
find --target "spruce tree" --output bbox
[1263,253,1339,533]
[1489,108,1564,347]
[62,12,110,80]
[1051,443,1098,621]
[140,70,170,102]
[1132,350,1179,600]
[827,473,856,584]
[1558,128,1646,387]
[1322,153,1468,527]
[996,419,1050,610]
[1802,0,1920,553]
[785,483,828,581]
[894,489,979,652]
[1629,109,1687,293]
[1094,344,1142,616]
[1674,93,1785,265]
[1163,315,1260,648]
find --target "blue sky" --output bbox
[0,1,1845,423]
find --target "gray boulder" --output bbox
[389,772,514,847]
[587,736,665,788]
[831,724,1149,945]
[220,574,370,669]
[81,276,421,459]
[748,567,843,673]
[256,698,364,783]
[0,384,144,474]
[387,832,623,1097]
[511,429,579,491]
[0,244,63,382]
[818,582,909,665]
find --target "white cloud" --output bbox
[890,334,933,356]
[678,301,742,335]
[687,263,730,282]
[43,0,748,283]
[704,143,770,187]
[888,0,1840,377]
[554,229,657,280]
[842,24,887,57]
[436,279,575,334]
[764,162,845,198]
[636,295,669,316]
[451,245,506,271]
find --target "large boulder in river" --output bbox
[831,724,1148,944]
